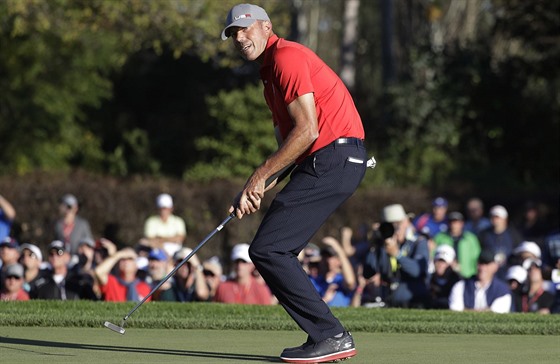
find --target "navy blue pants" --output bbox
[249,141,367,343]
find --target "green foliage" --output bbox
[1,301,559,335]
[184,84,276,182]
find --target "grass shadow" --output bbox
[0,336,279,362]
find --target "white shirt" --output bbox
[144,215,186,240]
[449,280,512,313]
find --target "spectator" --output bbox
[1,263,29,301]
[340,224,371,271]
[510,241,541,267]
[169,247,210,302]
[520,259,555,314]
[478,205,523,280]
[146,248,172,300]
[32,240,96,300]
[517,201,548,244]
[202,256,224,301]
[1,237,20,269]
[506,265,528,312]
[0,194,16,242]
[541,231,560,313]
[433,211,481,278]
[463,197,491,235]
[54,194,94,255]
[449,250,511,313]
[299,242,321,277]
[309,236,357,307]
[429,245,461,309]
[94,246,152,302]
[413,197,449,239]
[363,204,430,308]
[19,243,44,294]
[143,193,186,257]
[214,243,273,305]
[0,237,21,291]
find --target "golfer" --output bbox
[222,4,366,363]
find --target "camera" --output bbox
[378,222,395,240]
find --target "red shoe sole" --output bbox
[280,348,357,363]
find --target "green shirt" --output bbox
[434,231,481,279]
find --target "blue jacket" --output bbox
[363,232,430,307]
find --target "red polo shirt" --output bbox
[101,274,152,302]
[259,34,364,163]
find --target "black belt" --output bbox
[334,137,364,146]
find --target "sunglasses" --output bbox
[6,275,22,280]
[22,251,37,258]
[203,269,216,277]
[49,249,65,257]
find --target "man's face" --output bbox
[21,248,41,270]
[0,246,20,265]
[229,20,270,62]
[48,248,69,269]
[233,259,254,279]
[3,274,24,294]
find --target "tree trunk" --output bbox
[340,0,360,91]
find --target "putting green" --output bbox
[1,327,558,363]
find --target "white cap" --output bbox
[231,243,252,263]
[506,265,528,284]
[156,193,173,209]
[513,241,541,259]
[434,245,456,264]
[21,243,43,261]
[136,256,149,271]
[490,205,508,218]
[173,247,194,261]
[382,204,407,223]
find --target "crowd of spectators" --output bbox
[1,192,559,315]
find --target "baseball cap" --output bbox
[221,3,270,40]
[381,204,407,223]
[173,247,194,262]
[320,246,338,258]
[4,263,24,279]
[148,248,168,261]
[156,193,173,209]
[21,243,43,261]
[231,243,252,263]
[478,250,496,264]
[513,241,541,259]
[506,265,528,284]
[0,237,19,249]
[203,256,223,277]
[434,245,456,264]
[490,205,508,219]
[303,243,321,263]
[79,237,95,248]
[448,211,464,221]
[61,194,78,207]
[48,240,66,252]
[432,197,448,207]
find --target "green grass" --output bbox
[1,301,559,363]
[2,327,559,364]
[1,300,559,335]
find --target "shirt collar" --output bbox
[261,34,279,67]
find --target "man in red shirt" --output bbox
[214,243,273,305]
[94,246,151,302]
[222,4,366,363]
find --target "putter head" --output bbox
[104,321,126,335]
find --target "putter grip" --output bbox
[265,163,295,187]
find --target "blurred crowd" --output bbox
[1,192,558,314]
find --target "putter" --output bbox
[104,165,295,334]
[103,212,235,334]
